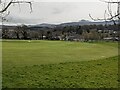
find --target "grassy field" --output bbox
[2,40,119,88]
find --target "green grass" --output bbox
[2,40,118,66]
[2,40,119,88]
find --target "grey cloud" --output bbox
[52,8,63,14]
[3,15,46,24]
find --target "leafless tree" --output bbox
[0,0,32,23]
[0,0,32,39]
[89,0,120,25]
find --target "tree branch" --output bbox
[0,0,32,13]
[89,0,120,25]
[99,0,120,4]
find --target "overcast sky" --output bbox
[0,0,118,25]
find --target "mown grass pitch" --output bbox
[2,40,118,88]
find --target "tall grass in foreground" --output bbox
[3,56,118,88]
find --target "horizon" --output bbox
[0,19,115,26]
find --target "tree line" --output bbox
[2,24,119,41]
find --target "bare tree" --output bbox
[0,0,32,22]
[89,0,120,25]
[0,0,32,39]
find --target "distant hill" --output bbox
[59,19,116,26]
[29,23,57,28]
[29,20,117,28]
[0,19,118,29]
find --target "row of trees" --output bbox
[2,24,119,41]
